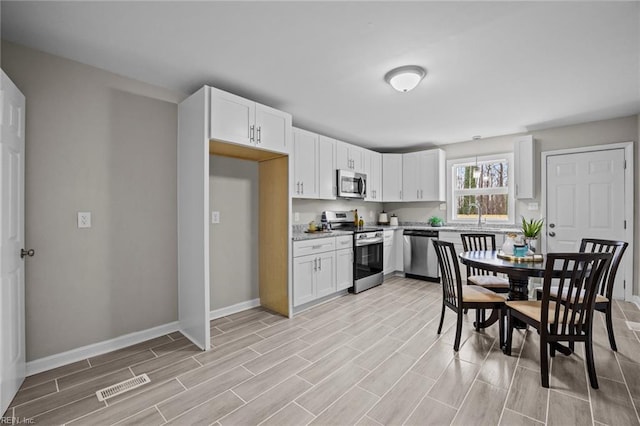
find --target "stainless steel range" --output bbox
[322,211,384,293]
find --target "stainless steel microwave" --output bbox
[337,170,366,199]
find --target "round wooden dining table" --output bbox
[458,250,547,331]
[458,250,546,301]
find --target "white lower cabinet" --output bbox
[293,237,341,307]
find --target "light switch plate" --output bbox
[78,212,91,228]
[211,211,220,224]
[527,202,539,211]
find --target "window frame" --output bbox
[446,153,515,225]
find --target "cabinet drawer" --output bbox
[293,237,336,257]
[335,235,353,249]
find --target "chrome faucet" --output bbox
[470,202,483,227]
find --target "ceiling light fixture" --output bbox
[384,65,426,92]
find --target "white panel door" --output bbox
[402,152,419,202]
[336,248,353,291]
[0,70,26,414]
[546,148,627,298]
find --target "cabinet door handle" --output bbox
[318,257,322,271]
[296,182,300,194]
[301,182,304,194]
[515,184,518,197]
[257,126,262,143]
[421,189,423,199]
[250,125,255,142]
[399,190,402,200]
[314,258,318,271]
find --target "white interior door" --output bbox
[0,70,26,414]
[546,148,628,298]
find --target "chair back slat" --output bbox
[580,238,628,300]
[460,233,497,277]
[433,240,463,309]
[540,252,611,336]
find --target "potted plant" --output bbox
[521,216,544,252]
[428,216,444,227]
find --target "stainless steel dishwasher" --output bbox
[403,229,439,281]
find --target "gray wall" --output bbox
[2,41,185,361]
[209,156,259,309]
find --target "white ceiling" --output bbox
[2,1,639,151]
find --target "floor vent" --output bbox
[95,374,151,401]
[626,321,640,331]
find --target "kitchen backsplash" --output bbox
[292,199,383,226]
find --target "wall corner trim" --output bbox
[26,321,180,376]
[210,299,261,320]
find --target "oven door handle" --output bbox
[356,237,383,246]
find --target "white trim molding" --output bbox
[541,141,634,302]
[26,321,180,376]
[209,298,261,320]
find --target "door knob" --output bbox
[548,232,556,237]
[21,248,35,258]
[549,223,555,228]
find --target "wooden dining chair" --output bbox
[460,233,510,325]
[535,238,628,351]
[432,240,506,351]
[505,251,612,388]
[460,233,510,292]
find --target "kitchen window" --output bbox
[447,153,514,224]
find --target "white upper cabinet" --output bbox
[318,136,337,199]
[254,103,292,153]
[402,152,421,202]
[421,149,446,201]
[209,87,291,154]
[402,149,445,202]
[336,140,364,173]
[514,135,534,199]
[292,128,319,199]
[382,154,403,202]
[363,149,382,201]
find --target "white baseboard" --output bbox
[630,295,640,310]
[26,321,180,376]
[210,298,261,320]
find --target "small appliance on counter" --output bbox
[322,210,384,293]
[378,211,389,225]
[389,214,399,226]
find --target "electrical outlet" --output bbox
[439,203,447,211]
[369,211,374,219]
[294,212,300,222]
[211,211,220,224]
[78,212,91,228]
[527,202,539,211]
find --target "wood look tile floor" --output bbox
[5,276,640,425]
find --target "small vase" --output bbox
[502,235,516,255]
[526,237,538,253]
